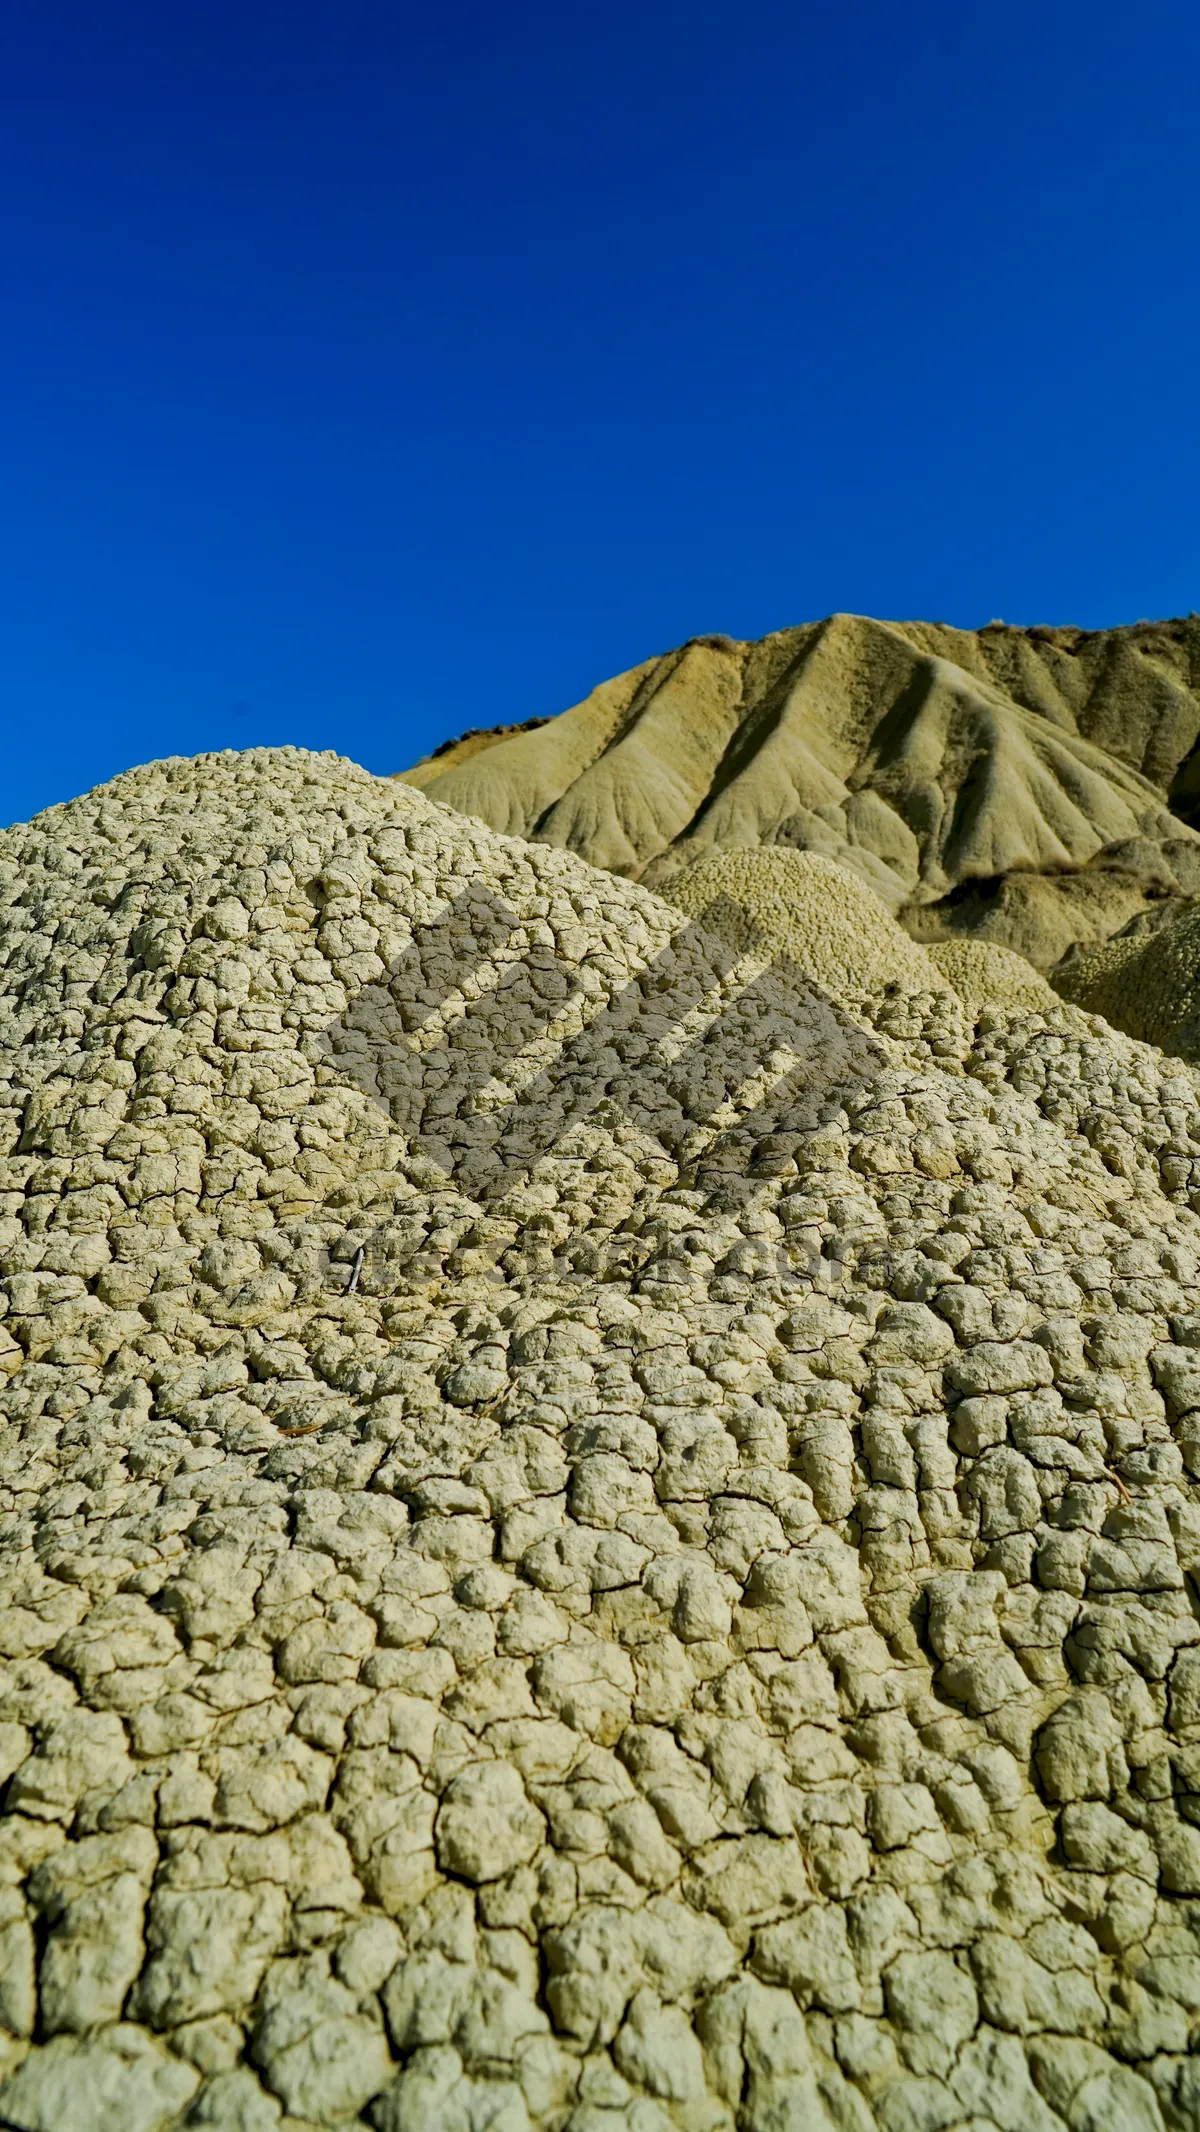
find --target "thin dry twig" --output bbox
[347,1245,365,1294]
[1104,1463,1132,1504]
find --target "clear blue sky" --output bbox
[3,1,1198,827]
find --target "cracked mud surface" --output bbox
[1056,903,1200,1064]
[2,747,1200,2128]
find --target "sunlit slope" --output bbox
[4,748,1200,2124]
[399,613,1200,969]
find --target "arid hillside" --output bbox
[4,747,1200,2126]
[399,613,1200,973]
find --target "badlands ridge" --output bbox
[1,624,1200,2127]
[401,613,1200,1051]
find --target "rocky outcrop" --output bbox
[398,613,1200,975]
[2,748,1200,2126]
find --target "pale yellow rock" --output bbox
[0,743,1197,2132]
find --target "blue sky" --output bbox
[2,0,1198,826]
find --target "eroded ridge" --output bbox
[1,747,1200,2129]
[399,612,1200,977]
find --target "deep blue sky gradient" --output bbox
[3,1,1198,826]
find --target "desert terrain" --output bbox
[2,625,1200,2126]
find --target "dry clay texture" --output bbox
[661,850,1061,1025]
[6,751,1200,2130]
[662,852,944,1004]
[1056,906,1200,1066]
[399,612,1200,974]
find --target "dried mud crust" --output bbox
[1055,904,1200,1063]
[660,849,945,1003]
[1,748,1200,2128]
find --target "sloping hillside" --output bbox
[1057,900,1200,1060]
[4,748,1200,2127]
[399,613,1200,969]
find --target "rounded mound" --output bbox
[663,845,943,1000]
[926,936,1060,1015]
[1054,902,1200,1057]
[4,748,1200,2129]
